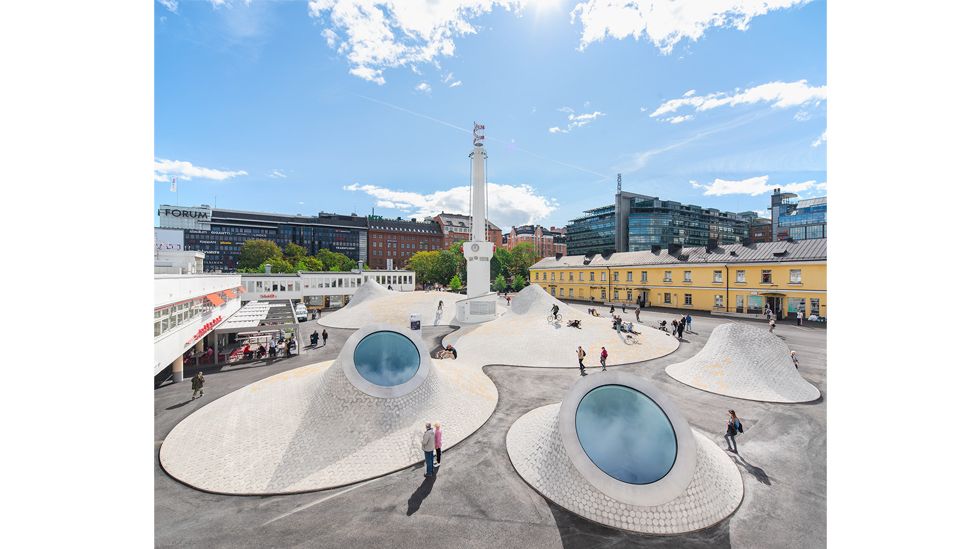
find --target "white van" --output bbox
[294,303,308,322]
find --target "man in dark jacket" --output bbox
[191,372,205,399]
[322,329,328,347]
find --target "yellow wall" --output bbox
[529,262,826,318]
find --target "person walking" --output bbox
[725,410,742,453]
[791,350,799,369]
[577,346,587,376]
[671,319,678,336]
[422,423,436,477]
[796,312,803,326]
[434,422,443,467]
[609,304,615,315]
[635,307,641,323]
[506,295,511,306]
[269,338,277,358]
[322,329,328,348]
[600,346,608,371]
[622,303,627,314]
[684,313,692,333]
[191,371,205,399]
[677,317,685,339]
[768,316,777,333]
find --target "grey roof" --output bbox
[530,239,826,269]
[367,217,442,234]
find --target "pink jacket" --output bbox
[434,427,442,448]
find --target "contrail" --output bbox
[354,94,610,179]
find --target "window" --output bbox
[613,290,619,300]
[626,290,632,301]
[736,295,744,313]
[569,273,574,281]
[736,270,745,283]
[713,270,722,283]
[663,293,671,304]
[551,272,556,281]
[683,271,692,283]
[626,271,633,282]
[613,272,619,282]
[761,270,772,284]
[641,271,647,282]
[559,272,564,281]
[589,272,595,281]
[601,289,607,299]
[810,298,821,316]
[601,272,606,282]
[684,294,693,306]
[559,288,564,296]
[569,288,574,298]
[714,295,724,308]
[535,272,539,280]
[790,269,802,283]
[664,271,672,282]
[543,272,547,281]
[579,271,585,281]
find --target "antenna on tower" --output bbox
[616,173,622,193]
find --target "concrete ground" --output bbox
[155,303,825,549]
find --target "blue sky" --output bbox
[155,0,826,228]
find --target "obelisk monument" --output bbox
[457,122,497,323]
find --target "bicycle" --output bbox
[547,313,563,323]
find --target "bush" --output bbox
[492,274,507,292]
[449,274,462,291]
[512,274,526,291]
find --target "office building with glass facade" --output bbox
[566,191,748,256]
[770,189,827,241]
[158,205,368,272]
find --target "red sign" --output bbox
[186,315,222,345]
[260,293,276,298]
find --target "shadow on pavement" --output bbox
[547,500,732,548]
[165,399,196,410]
[406,472,437,516]
[734,454,772,486]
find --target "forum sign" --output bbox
[158,204,212,230]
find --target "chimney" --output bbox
[742,237,753,247]
[667,243,682,255]
[264,263,271,274]
[706,238,718,252]
[651,245,662,254]
[555,252,563,261]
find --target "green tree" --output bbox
[449,274,462,291]
[266,257,294,273]
[508,242,538,281]
[446,242,466,283]
[238,239,283,271]
[407,251,441,285]
[492,247,512,280]
[284,243,307,261]
[492,274,507,292]
[316,249,357,271]
[296,256,323,271]
[511,274,527,291]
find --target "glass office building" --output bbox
[159,205,369,272]
[777,197,826,240]
[566,192,747,256]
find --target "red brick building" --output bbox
[431,212,503,250]
[366,216,444,270]
[505,225,567,258]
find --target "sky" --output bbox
[154,0,826,229]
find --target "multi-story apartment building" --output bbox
[505,225,568,258]
[530,238,826,320]
[366,216,444,269]
[431,212,503,250]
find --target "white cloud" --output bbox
[343,181,557,227]
[308,1,523,84]
[269,169,287,179]
[812,129,826,147]
[666,114,693,124]
[415,81,432,93]
[449,80,462,88]
[157,0,179,13]
[793,110,811,122]
[549,108,605,134]
[154,158,247,182]
[639,106,648,112]
[683,89,696,97]
[689,175,818,196]
[570,0,811,53]
[651,80,826,118]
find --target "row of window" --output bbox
[535,269,803,284]
[244,274,416,293]
[154,297,209,338]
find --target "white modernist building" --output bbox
[154,274,243,382]
[240,270,416,310]
[457,122,497,324]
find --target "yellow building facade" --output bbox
[529,239,826,320]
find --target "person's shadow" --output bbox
[733,454,771,485]
[406,471,437,516]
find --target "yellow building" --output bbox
[529,239,826,320]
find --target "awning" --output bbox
[206,293,225,307]
[759,292,787,297]
[222,289,236,300]
[238,285,246,293]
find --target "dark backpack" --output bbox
[735,419,743,434]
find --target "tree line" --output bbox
[406,241,537,292]
[236,239,361,273]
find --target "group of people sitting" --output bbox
[586,308,601,317]
[612,315,641,335]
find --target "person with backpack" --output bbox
[677,317,685,339]
[769,316,777,333]
[191,371,205,399]
[577,346,587,376]
[725,410,743,453]
[684,313,692,333]
[600,347,608,371]
[791,350,799,369]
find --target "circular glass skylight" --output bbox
[352,331,421,387]
[575,384,678,485]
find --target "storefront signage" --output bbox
[158,204,213,231]
[186,315,222,345]
[260,293,276,298]
[158,208,210,220]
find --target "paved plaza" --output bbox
[155,297,826,548]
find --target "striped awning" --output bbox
[206,293,225,307]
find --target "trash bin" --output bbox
[409,313,421,331]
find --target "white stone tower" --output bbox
[456,122,497,323]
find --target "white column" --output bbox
[172,355,184,383]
